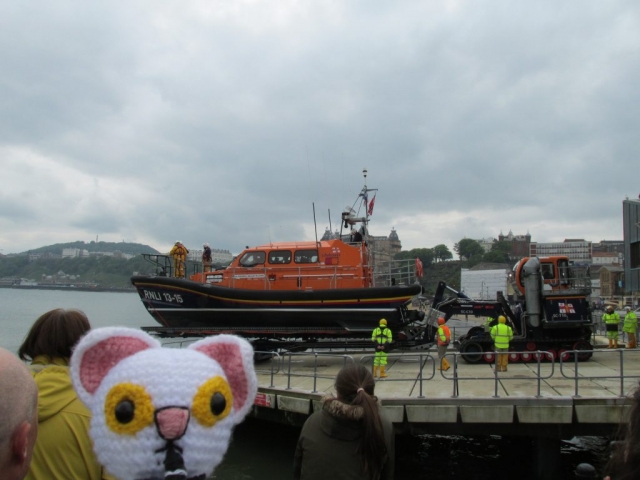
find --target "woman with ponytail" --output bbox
[293,363,394,480]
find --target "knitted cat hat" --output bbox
[70,327,257,480]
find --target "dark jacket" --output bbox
[293,396,395,480]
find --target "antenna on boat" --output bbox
[328,209,332,237]
[313,202,319,246]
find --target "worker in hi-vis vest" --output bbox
[603,305,621,349]
[436,317,451,371]
[624,306,638,349]
[490,316,513,372]
[371,318,392,378]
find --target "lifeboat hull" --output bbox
[131,275,421,337]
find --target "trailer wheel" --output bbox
[508,351,521,363]
[573,341,593,361]
[466,326,485,340]
[533,351,554,362]
[558,349,573,362]
[520,351,534,362]
[461,341,484,364]
[483,352,495,363]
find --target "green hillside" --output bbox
[1,242,162,288]
[21,241,160,256]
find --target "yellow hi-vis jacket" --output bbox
[437,325,451,346]
[372,326,392,344]
[490,323,513,349]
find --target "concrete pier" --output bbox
[250,340,639,440]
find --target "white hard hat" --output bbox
[175,240,180,244]
[203,243,209,247]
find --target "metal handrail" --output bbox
[559,348,640,398]
[359,353,437,398]
[282,352,356,393]
[442,350,556,398]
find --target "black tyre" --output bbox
[465,326,485,339]
[573,341,593,361]
[461,341,484,364]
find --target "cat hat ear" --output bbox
[70,327,160,405]
[188,334,258,420]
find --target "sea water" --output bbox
[0,289,609,479]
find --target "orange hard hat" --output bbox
[437,317,445,325]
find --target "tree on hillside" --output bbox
[433,244,452,262]
[453,238,484,261]
[395,248,435,267]
[483,241,511,264]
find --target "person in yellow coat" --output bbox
[490,316,513,372]
[169,241,189,278]
[18,309,114,480]
[603,305,621,349]
[371,319,392,378]
[623,306,638,349]
[436,317,451,371]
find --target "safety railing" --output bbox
[443,351,556,399]
[559,348,640,397]
[262,347,640,399]
[259,352,357,393]
[359,353,437,398]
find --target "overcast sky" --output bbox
[1,1,639,257]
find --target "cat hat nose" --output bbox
[155,407,190,440]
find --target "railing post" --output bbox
[619,349,624,397]
[286,353,293,390]
[312,353,319,393]
[574,350,580,398]
[269,352,275,388]
[418,354,424,399]
[452,353,459,398]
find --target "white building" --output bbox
[475,237,496,253]
[591,252,620,266]
[188,248,234,264]
[62,248,90,258]
[460,269,509,300]
[530,239,592,264]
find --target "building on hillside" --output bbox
[497,230,531,260]
[600,265,625,299]
[28,252,61,261]
[591,251,621,266]
[321,227,340,240]
[475,237,496,253]
[369,228,405,286]
[62,248,90,258]
[592,240,625,255]
[188,248,233,265]
[529,239,592,264]
[623,197,640,296]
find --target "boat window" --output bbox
[268,251,292,264]
[239,251,266,267]
[294,249,318,264]
[541,263,555,280]
[558,259,570,284]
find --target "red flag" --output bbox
[415,257,424,278]
[367,193,376,216]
